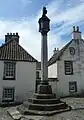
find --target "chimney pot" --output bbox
[16,32,18,35]
[77,26,79,32]
[7,33,9,35]
[13,33,15,35]
[73,26,75,32]
[10,33,12,35]
[53,48,59,55]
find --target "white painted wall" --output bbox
[49,80,57,95]
[48,62,58,95]
[72,32,81,40]
[0,61,36,102]
[48,62,57,78]
[15,62,36,101]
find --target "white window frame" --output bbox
[64,61,73,75]
[2,87,14,101]
[69,81,77,93]
[3,62,16,79]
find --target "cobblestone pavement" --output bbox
[1,98,84,120]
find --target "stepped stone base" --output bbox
[34,93,56,99]
[17,104,71,116]
[17,92,71,116]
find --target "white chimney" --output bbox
[72,26,81,40]
[53,48,59,55]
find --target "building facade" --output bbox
[0,33,37,103]
[48,26,84,97]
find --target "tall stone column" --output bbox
[17,7,71,116]
[41,33,48,83]
[38,7,52,94]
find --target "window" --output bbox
[69,47,75,55]
[69,81,77,93]
[2,87,14,102]
[3,62,16,80]
[64,61,73,75]
[36,71,40,79]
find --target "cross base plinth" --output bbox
[37,84,52,94]
[17,92,71,116]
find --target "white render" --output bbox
[0,61,36,102]
[48,28,84,97]
[48,62,57,78]
[72,31,81,40]
[48,62,58,94]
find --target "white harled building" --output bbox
[0,33,37,103]
[48,26,84,97]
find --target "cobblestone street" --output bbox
[1,98,84,120]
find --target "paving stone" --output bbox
[23,115,43,120]
[7,107,22,120]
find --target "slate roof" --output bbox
[0,39,37,62]
[48,40,73,66]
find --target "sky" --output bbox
[0,0,84,61]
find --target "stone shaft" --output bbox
[41,33,48,82]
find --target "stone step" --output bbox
[34,93,56,99]
[28,98,61,104]
[17,105,71,116]
[27,102,68,111]
[27,107,71,116]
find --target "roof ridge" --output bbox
[48,40,73,66]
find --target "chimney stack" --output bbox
[53,48,59,55]
[5,32,20,43]
[72,26,81,40]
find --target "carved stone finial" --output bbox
[42,7,47,16]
